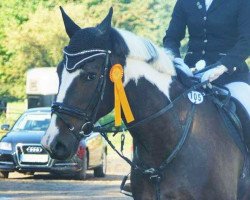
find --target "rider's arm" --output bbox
[163,0,187,58]
[219,0,250,74]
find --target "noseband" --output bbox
[52,48,111,140]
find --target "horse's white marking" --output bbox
[124,59,173,99]
[117,29,176,99]
[42,66,81,145]
[56,66,81,102]
[225,82,250,116]
[118,29,157,62]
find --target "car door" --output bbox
[86,132,103,168]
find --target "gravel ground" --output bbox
[0,149,133,200]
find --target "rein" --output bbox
[94,80,208,133]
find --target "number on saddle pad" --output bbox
[188,91,204,104]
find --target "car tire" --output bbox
[0,171,9,179]
[75,156,87,180]
[94,152,107,177]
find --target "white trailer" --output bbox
[26,67,59,108]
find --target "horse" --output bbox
[41,7,250,200]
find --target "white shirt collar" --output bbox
[205,0,214,10]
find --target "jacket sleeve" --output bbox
[220,0,250,73]
[163,0,187,58]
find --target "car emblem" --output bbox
[26,146,43,153]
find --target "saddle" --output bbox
[211,86,248,153]
[175,67,249,153]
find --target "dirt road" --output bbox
[0,150,133,200]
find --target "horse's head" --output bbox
[41,7,117,160]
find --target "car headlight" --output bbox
[0,142,12,151]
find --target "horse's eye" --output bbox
[86,73,97,81]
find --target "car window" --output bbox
[12,113,51,132]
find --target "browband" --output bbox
[63,48,111,72]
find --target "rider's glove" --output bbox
[173,58,193,77]
[201,64,228,83]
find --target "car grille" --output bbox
[16,144,51,167]
[0,154,14,163]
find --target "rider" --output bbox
[163,0,250,147]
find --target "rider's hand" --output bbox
[201,65,228,83]
[173,58,193,77]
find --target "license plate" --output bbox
[20,154,49,163]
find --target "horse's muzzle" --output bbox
[41,135,73,160]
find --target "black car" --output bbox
[0,107,107,180]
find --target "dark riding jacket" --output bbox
[163,0,250,84]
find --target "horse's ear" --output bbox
[59,6,80,38]
[97,7,113,35]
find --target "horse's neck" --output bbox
[125,78,189,167]
[124,75,241,168]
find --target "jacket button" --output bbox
[204,16,207,20]
[197,2,202,9]
[204,39,208,43]
[204,29,207,32]
[202,50,205,55]
[233,67,237,71]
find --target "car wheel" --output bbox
[0,171,9,179]
[75,155,87,180]
[94,151,107,177]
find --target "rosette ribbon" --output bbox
[109,64,135,126]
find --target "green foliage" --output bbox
[107,131,132,155]
[98,111,114,125]
[0,0,175,101]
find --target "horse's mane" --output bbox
[114,28,176,77]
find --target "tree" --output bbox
[0,0,175,100]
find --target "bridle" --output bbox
[51,48,111,140]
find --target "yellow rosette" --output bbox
[110,64,135,126]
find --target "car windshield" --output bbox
[12,113,51,132]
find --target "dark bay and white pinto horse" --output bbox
[41,8,250,200]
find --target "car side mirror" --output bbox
[1,124,10,131]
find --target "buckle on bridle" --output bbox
[149,174,162,183]
[79,121,94,137]
[144,168,162,183]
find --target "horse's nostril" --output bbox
[55,142,65,152]
[51,141,71,160]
